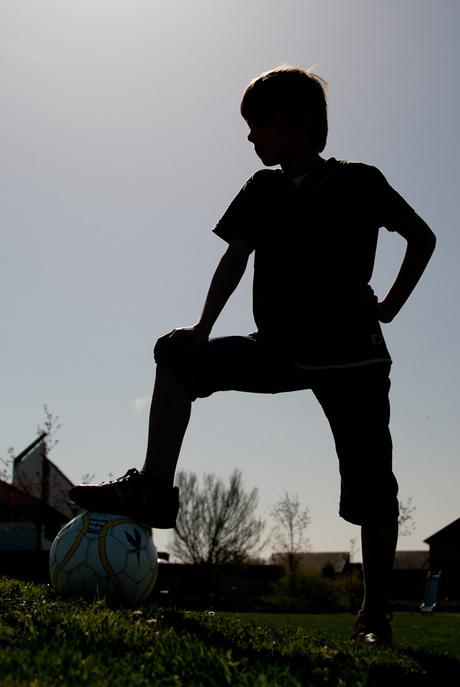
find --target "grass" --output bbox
[1,577,460,686]
[223,612,460,659]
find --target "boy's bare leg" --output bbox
[141,361,192,487]
[360,520,398,616]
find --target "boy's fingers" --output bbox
[154,327,207,361]
[154,330,175,360]
[358,283,378,302]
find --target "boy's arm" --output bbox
[154,238,253,360]
[377,212,436,323]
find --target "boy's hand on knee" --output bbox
[154,324,209,361]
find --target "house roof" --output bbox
[14,434,75,488]
[13,432,47,466]
[392,550,430,570]
[271,551,350,574]
[0,479,40,507]
[424,517,460,544]
[0,478,68,525]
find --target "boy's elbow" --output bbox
[403,213,436,256]
[422,222,436,258]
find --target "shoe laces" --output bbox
[99,468,140,487]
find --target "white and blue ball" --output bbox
[49,512,158,605]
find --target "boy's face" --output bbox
[245,106,307,169]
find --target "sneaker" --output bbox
[351,611,394,646]
[69,468,180,529]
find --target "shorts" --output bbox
[163,334,399,527]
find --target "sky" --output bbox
[2,0,459,561]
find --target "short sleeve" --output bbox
[212,170,280,248]
[361,165,414,231]
[212,181,255,246]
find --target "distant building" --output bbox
[0,478,67,552]
[0,434,76,556]
[424,517,460,572]
[393,551,430,571]
[270,551,352,575]
[424,517,460,599]
[13,433,76,520]
[390,550,430,602]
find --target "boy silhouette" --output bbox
[70,67,435,644]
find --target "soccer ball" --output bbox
[49,512,159,605]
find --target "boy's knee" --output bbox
[156,339,211,401]
[339,473,399,527]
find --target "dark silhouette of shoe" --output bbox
[69,469,179,529]
[351,612,394,646]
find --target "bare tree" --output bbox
[0,447,16,483]
[37,405,61,454]
[170,469,265,566]
[398,497,416,537]
[349,536,359,563]
[270,491,311,573]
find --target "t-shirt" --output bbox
[212,158,414,367]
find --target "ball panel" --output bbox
[50,511,91,590]
[138,557,159,601]
[49,512,159,605]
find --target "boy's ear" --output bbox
[297,106,314,132]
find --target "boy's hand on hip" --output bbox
[357,285,395,323]
[358,283,380,315]
[154,324,209,361]
[376,302,395,324]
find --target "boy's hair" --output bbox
[240,66,328,152]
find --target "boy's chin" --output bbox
[258,155,280,167]
[255,149,279,167]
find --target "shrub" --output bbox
[253,569,350,613]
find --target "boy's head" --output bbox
[241,66,328,153]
